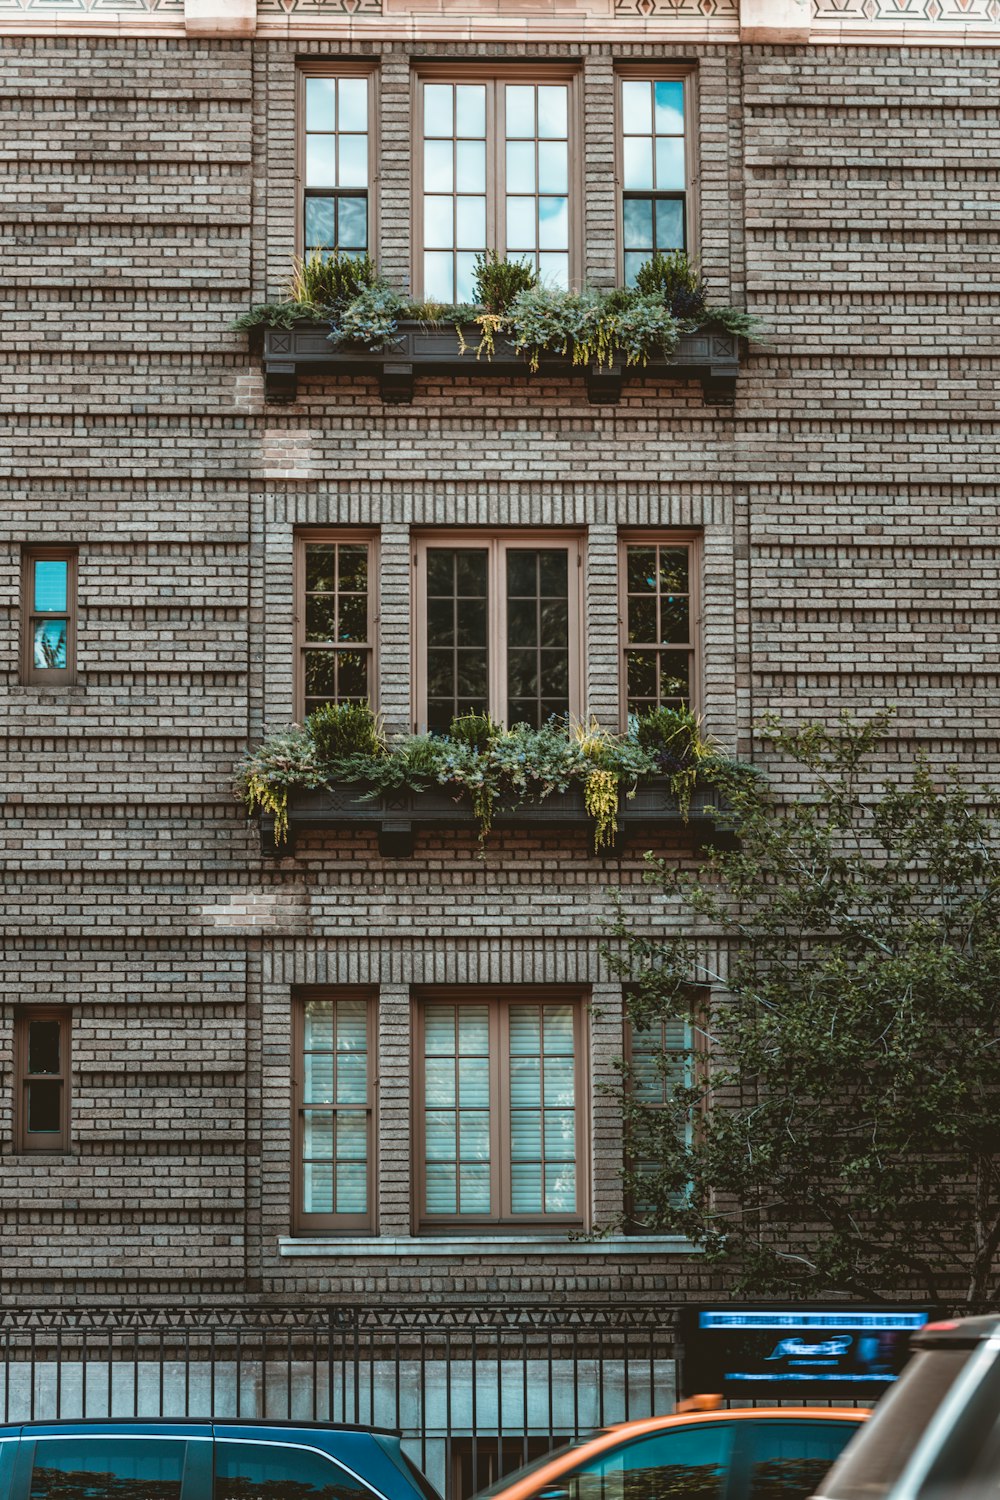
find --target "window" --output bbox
[617,71,691,287]
[416,69,578,302]
[214,1440,370,1500]
[29,1437,186,1500]
[618,534,698,725]
[626,1009,693,1225]
[21,547,77,686]
[15,1009,71,1153]
[300,68,373,258]
[557,1424,735,1500]
[745,1421,862,1500]
[292,991,375,1234]
[415,992,586,1230]
[294,531,376,720]
[413,532,583,733]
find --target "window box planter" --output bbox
[261,321,740,407]
[257,777,728,858]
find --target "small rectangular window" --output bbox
[625,1003,697,1227]
[21,548,77,686]
[294,531,376,721]
[414,532,583,733]
[15,1009,71,1153]
[619,534,699,726]
[31,1438,186,1500]
[300,69,374,258]
[617,71,691,287]
[416,991,586,1231]
[416,69,579,303]
[292,990,375,1234]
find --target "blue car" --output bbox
[0,1419,441,1500]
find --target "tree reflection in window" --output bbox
[30,1438,185,1500]
[214,1441,371,1500]
[560,1425,733,1500]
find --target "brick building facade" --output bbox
[1,0,997,1480]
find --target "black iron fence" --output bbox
[0,1304,679,1499]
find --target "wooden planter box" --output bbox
[258,777,728,858]
[260,321,740,406]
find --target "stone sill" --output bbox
[278,1234,698,1258]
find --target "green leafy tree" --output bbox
[607,712,1000,1309]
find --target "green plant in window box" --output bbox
[633,250,707,323]
[634,706,720,818]
[327,284,406,353]
[233,723,325,847]
[290,248,380,311]
[307,701,386,767]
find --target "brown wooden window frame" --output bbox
[411,63,584,303]
[21,546,78,688]
[15,1008,72,1154]
[293,529,379,723]
[412,529,585,734]
[291,988,377,1236]
[623,990,706,1230]
[618,530,701,728]
[412,987,589,1235]
[614,65,699,289]
[296,61,380,263]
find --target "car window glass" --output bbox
[747,1421,861,1500]
[29,1436,186,1499]
[559,1425,734,1500]
[214,1440,372,1500]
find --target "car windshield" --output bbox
[472,1436,610,1500]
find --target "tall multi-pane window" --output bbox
[301,71,371,258]
[618,73,689,286]
[15,1010,71,1152]
[292,991,374,1233]
[619,535,698,724]
[416,994,585,1230]
[414,532,583,733]
[626,1009,696,1226]
[417,72,576,303]
[21,547,77,686]
[294,532,376,720]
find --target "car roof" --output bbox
[0,1418,399,1437]
[913,1314,1000,1348]
[485,1407,867,1500]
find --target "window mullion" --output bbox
[490,81,503,263]
[493,1001,509,1221]
[490,539,507,724]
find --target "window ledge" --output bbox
[277,1234,699,1258]
[260,322,740,407]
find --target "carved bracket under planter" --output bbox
[260,322,740,407]
[257,779,733,859]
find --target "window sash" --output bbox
[416,994,586,1229]
[294,531,377,721]
[299,66,376,260]
[16,1010,71,1153]
[625,1005,698,1226]
[413,532,584,733]
[618,533,700,726]
[22,548,77,687]
[292,991,375,1234]
[414,69,580,302]
[615,69,694,289]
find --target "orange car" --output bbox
[474,1408,868,1500]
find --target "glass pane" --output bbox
[654,79,685,134]
[27,1020,60,1074]
[537,141,568,194]
[305,136,337,188]
[538,253,569,289]
[303,999,334,1049]
[304,1054,334,1104]
[655,136,685,191]
[456,84,486,137]
[570,1424,735,1500]
[510,1111,541,1160]
[425,1162,456,1214]
[424,138,453,193]
[538,197,568,250]
[544,1055,575,1107]
[623,196,653,250]
[426,1110,456,1161]
[456,139,486,192]
[338,76,368,131]
[339,134,369,190]
[455,251,478,304]
[425,1058,456,1107]
[306,596,336,643]
[511,1162,542,1214]
[544,1004,574,1053]
[33,1439,185,1500]
[628,546,657,593]
[537,85,568,139]
[510,1057,541,1106]
[33,559,68,612]
[628,597,656,644]
[27,1080,61,1134]
[506,85,535,138]
[623,136,653,191]
[424,83,453,136]
[655,197,685,250]
[338,543,368,593]
[338,594,367,643]
[304,196,336,251]
[626,650,657,702]
[336,1161,367,1214]
[336,1000,367,1050]
[305,543,335,593]
[33,620,67,671]
[508,599,537,649]
[660,651,690,703]
[544,1110,576,1154]
[660,595,689,644]
[305,75,336,131]
[303,1160,333,1214]
[506,140,535,194]
[458,1056,489,1107]
[506,196,537,251]
[459,1110,490,1160]
[336,651,368,701]
[509,1008,541,1055]
[424,196,454,250]
[302,1111,334,1161]
[336,1052,367,1105]
[622,79,652,134]
[456,195,486,247]
[746,1422,860,1500]
[336,1111,368,1161]
[459,1163,491,1213]
[214,1440,369,1500]
[624,250,648,288]
[424,252,454,304]
[545,1161,576,1212]
[458,1007,490,1054]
